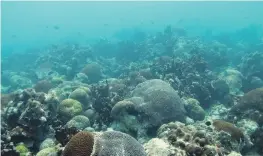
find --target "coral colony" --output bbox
[1,25,263,156]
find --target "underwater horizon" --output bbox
[2,1,263,56]
[1,1,263,156]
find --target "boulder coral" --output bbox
[66,115,90,130]
[219,69,243,95]
[80,63,102,83]
[50,81,90,102]
[69,87,91,109]
[184,98,206,121]
[33,80,53,93]
[230,87,263,125]
[111,79,186,139]
[62,131,146,156]
[57,99,83,121]
[231,87,263,112]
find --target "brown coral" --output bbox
[34,80,53,93]
[80,63,102,82]
[231,87,263,112]
[156,121,242,155]
[62,131,146,156]
[212,120,244,141]
[229,88,263,125]
[62,131,94,156]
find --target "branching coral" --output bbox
[1,88,59,155]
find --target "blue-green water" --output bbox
[2,1,263,56]
[2,2,263,156]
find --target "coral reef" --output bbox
[2,25,263,155]
[1,88,59,155]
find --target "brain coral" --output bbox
[66,115,90,130]
[184,98,205,121]
[69,87,91,109]
[111,79,186,137]
[229,87,263,126]
[80,63,102,83]
[62,131,146,156]
[50,81,90,102]
[57,98,83,120]
[231,87,263,112]
[62,131,94,156]
[92,131,146,156]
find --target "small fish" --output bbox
[53,25,60,30]
[177,19,184,24]
[103,23,109,26]
[11,35,16,38]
